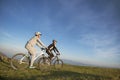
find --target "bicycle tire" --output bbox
[38,57,51,71]
[53,59,63,69]
[11,53,30,70]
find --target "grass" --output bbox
[0,60,120,80]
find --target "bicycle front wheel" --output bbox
[38,57,51,72]
[54,59,63,69]
[11,53,30,70]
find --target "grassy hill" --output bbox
[0,52,120,80]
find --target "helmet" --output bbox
[52,40,57,43]
[35,32,42,36]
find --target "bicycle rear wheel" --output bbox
[38,57,51,72]
[11,53,30,70]
[54,59,63,69]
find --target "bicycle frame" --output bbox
[20,55,27,64]
[33,51,45,62]
[20,49,46,63]
[51,54,60,62]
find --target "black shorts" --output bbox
[46,50,54,57]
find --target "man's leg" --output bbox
[46,50,51,60]
[28,47,36,68]
[50,52,54,60]
[30,53,35,67]
[25,43,36,68]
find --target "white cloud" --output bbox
[0,31,14,39]
[0,31,27,56]
[78,33,120,59]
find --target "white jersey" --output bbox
[27,36,46,48]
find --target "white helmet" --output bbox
[35,32,42,36]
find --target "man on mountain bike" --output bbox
[46,40,60,60]
[25,32,47,68]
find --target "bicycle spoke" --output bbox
[38,57,51,71]
[54,59,63,70]
[11,53,30,70]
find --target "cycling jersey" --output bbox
[48,43,59,53]
[26,36,46,48]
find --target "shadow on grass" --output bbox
[0,70,112,80]
[40,70,112,80]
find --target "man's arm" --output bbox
[37,39,47,48]
[54,46,59,53]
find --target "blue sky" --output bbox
[0,0,120,68]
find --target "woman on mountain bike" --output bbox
[46,40,60,60]
[25,32,47,68]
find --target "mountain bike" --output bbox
[10,48,50,71]
[51,53,63,69]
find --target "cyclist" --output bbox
[25,32,47,68]
[46,40,60,60]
